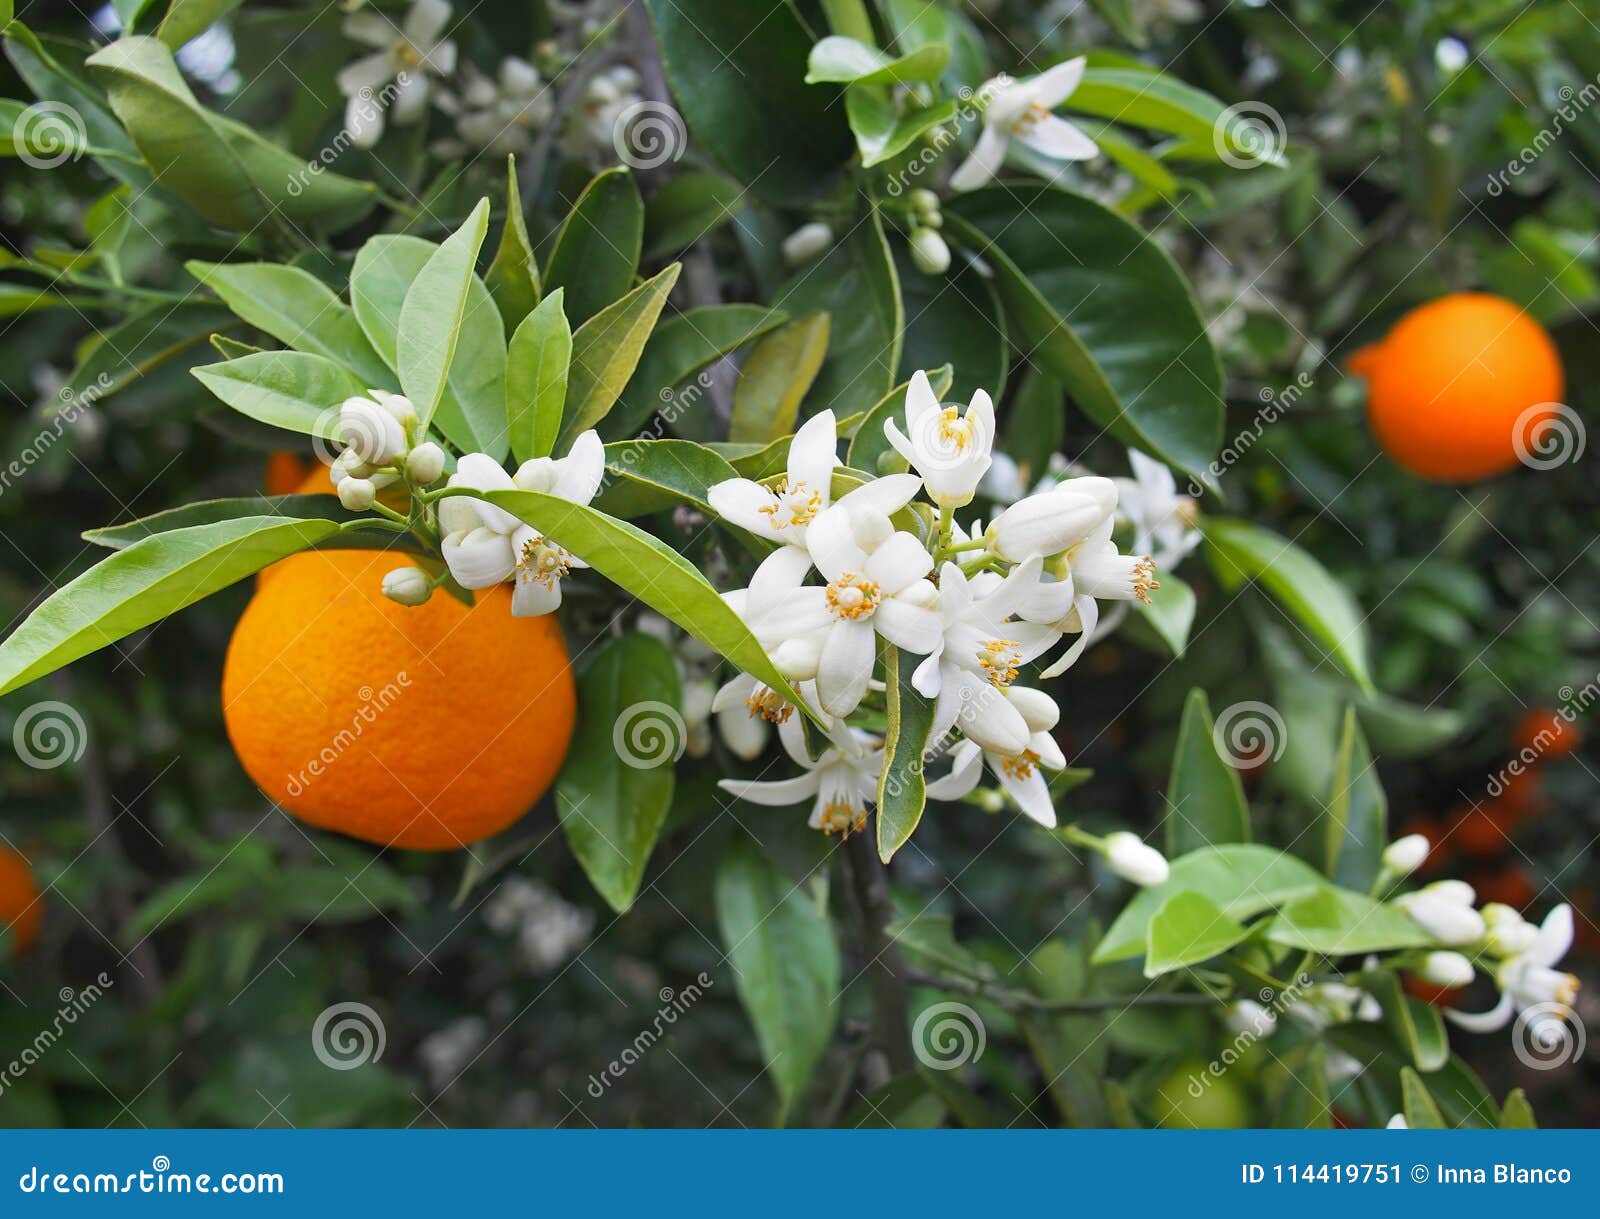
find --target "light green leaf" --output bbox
[185,260,391,386]
[729,313,831,443]
[1500,1089,1537,1129]
[1135,572,1195,657]
[806,35,948,85]
[81,495,419,556]
[0,517,340,698]
[1144,891,1252,977]
[1069,65,1280,166]
[505,289,571,462]
[877,645,934,862]
[1164,688,1250,857]
[398,198,490,431]
[191,350,365,437]
[1400,1067,1446,1129]
[1202,516,1373,690]
[1263,886,1431,955]
[557,263,681,450]
[157,0,245,50]
[844,87,956,167]
[1277,1043,1332,1128]
[543,167,642,326]
[484,155,540,331]
[555,634,680,913]
[714,840,840,1122]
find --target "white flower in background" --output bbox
[1291,982,1381,1029]
[979,451,1075,505]
[563,65,644,162]
[337,0,459,149]
[1114,449,1199,569]
[1104,832,1170,886]
[1382,833,1431,877]
[1225,999,1277,1038]
[708,410,842,549]
[338,390,412,466]
[985,476,1116,562]
[782,222,834,266]
[1448,905,1580,1034]
[483,876,594,973]
[950,58,1099,192]
[1386,1114,1409,1130]
[883,369,994,509]
[682,677,716,758]
[439,432,604,616]
[1416,951,1475,988]
[435,56,552,157]
[718,722,883,838]
[927,686,1065,825]
[1396,881,1486,947]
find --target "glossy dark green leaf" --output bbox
[66,302,235,402]
[157,0,245,50]
[505,289,571,462]
[555,634,680,912]
[543,168,641,326]
[877,645,935,862]
[843,1075,947,1128]
[1276,1042,1332,1128]
[895,243,1005,402]
[946,185,1222,485]
[714,839,840,1122]
[1164,688,1250,857]
[592,439,740,518]
[1400,1067,1446,1128]
[1364,970,1449,1073]
[642,171,745,258]
[1134,573,1195,658]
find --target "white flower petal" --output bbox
[806,503,866,584]
[1531,904,1575,967]
[836,472,923,518]
[1031,56,1087,108]
[816,620,875,718]
[442,527,515,588]
[708,478,781,537]
[512,574,561,617]
[717,773,822,807]
[864,531,934,594]
[338,50,398,97]
[875,597,943,655]
[1443,992,1515,1034]
[950,124,1009,191]
[786,409,838,496]
[553,430,606,505]
[904,369,938,425]
[996,760,1056,826]
[389,71,432,125]
[926,740,983,800]
[404,0,453,44]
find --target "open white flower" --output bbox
[708,410,840,549]
[1068,515,1160,604]
[986,477,1116,562]
[1447,905,1580,1034]
[718,721,883,838]
[337,0,459,149]
[1115,450,1199,569]
[950,59,1099,192]
[927,686,1065,825]
[439,432,604,616]
[883,370,994,509]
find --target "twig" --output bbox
[841,832,916,1075]
[902,967,1222,1014]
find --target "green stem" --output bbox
[368,500,410,526]
[903,968,1222,1014]
[932,503,954,564]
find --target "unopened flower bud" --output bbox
[338,477,377,511]
[381,566,433,607]
[909,188,940,220]
[909,226,951,274]
[371,390,418,433]
[1397,886,1485,946]
[406,441,446,485]
[1415,951,1475,988]
[781,221,833,266]
[1104,832,1169,886]
[338,395,407,466]
[1382,833,1430,876]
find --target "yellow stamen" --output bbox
[1010,101,1049,135]
[757,479,822,529]
[518,538,569,590]
[745,687,793,725]
[937,406,974,451]
[977,639,1021,687]
[1133,556,1159,605]
[999,749,1039,780]
[818,801,868,838]
[826,573,882,620]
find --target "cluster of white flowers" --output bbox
[333,0,636,162]
[704,369,1169,878]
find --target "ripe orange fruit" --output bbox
[1513,707,1579,759]
[264,451,317,495]
[1474,863,1536,911]
[1348,293,1564,482]
[0,847,42,956]
[222,548,576,850]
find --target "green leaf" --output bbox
[1201,516,1373,691]
[773,209,901,418]
[1325,707,1386,890]
[558,263,681,450]
[1144,891,1252,977]
[846,365,953,472]
[877,645,934,862]
[945,185,1223,486]
[157,0,246,51]
[350,233,507,457]
[86,36,376,231]
[642,171,744,258]
[1500,1089,1537,1129]
[607,304,787,441]
[1134,573,1195,658]
[65,301,234,402]
[1094,844,1324,964]
[484,155,540,331]
[555,634,680,912]
[1277,1042,1333,1129]
[895,244,1005,402]
[729,313,831,444]
[646,0,853,203]
[592,439,740,519]
[544,168,642,326]
[806,35,948,85]
[999,366,1063,481]
[1400,1067,1446,1129]
[398,198,491,432]
[714,840,840,1121]
[82,495,418,556]
[877,0,950,51]
[1164,688,1250,858]
[1262,886,1431,956]
[844,88,956,167]
[505,289,571,462]
[185,260,391,386]
[0,517,340,698]
[1363,970,1449,1073]
[1070,66,1280,166]
[470,488,807,716]
[191,350,364,437]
